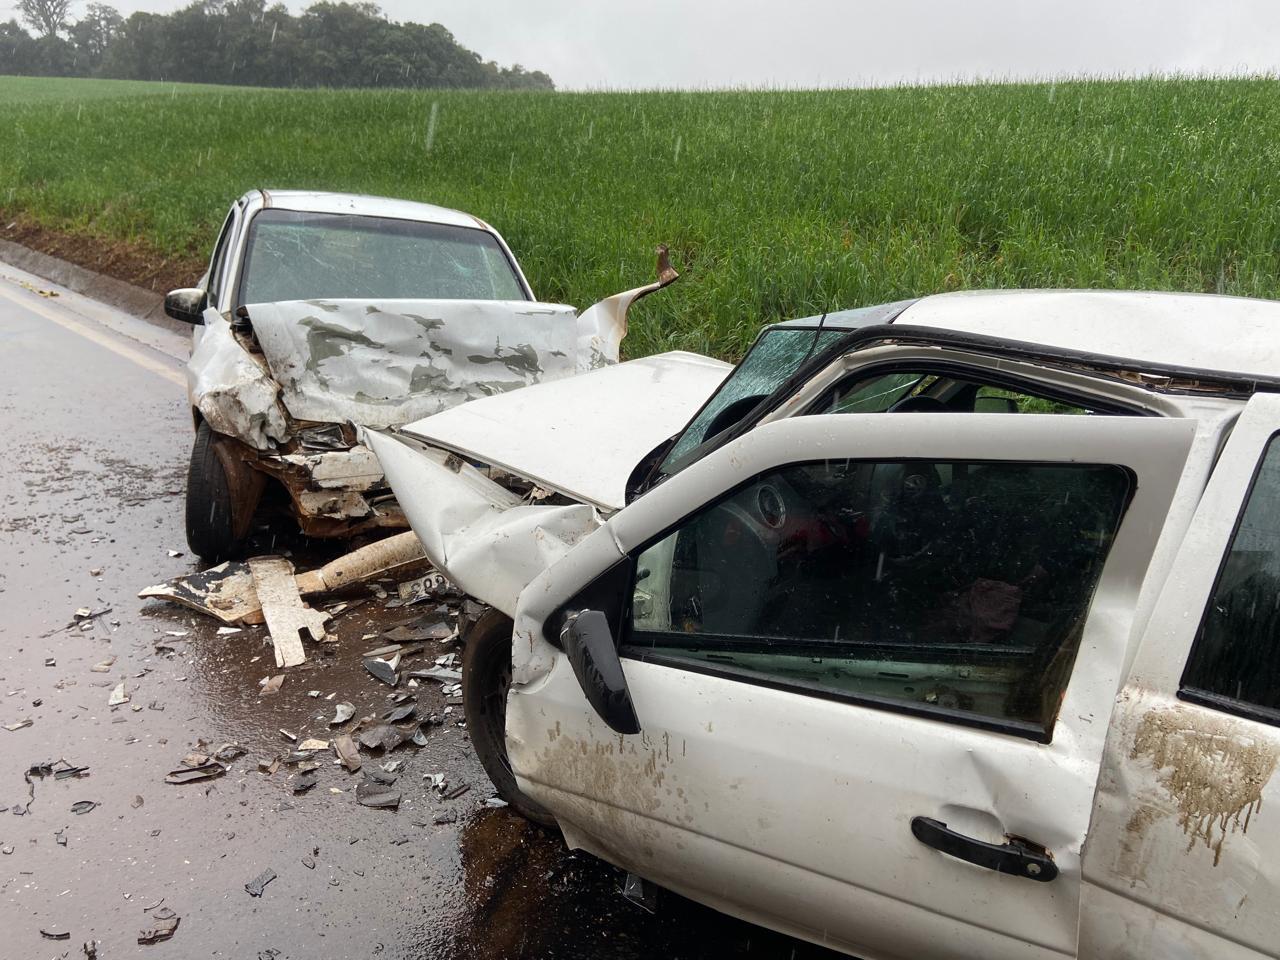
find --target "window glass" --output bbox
[660,327,847,471]
[205,208,236,303]
[628,458,1131,737]
[1182,436,1280,715]
[238,210,526,305]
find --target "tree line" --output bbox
[0,0,555,89]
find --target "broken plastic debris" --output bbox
[329,702,355,726]
[357,725,406,752]
[382,702,417,723]
[621,873,658,914]
[137,914,180,945]
[108,682,129,706]
[483,796,509,808]
[280,729,297,742]
[293,772,318,794]
[40,927,71,940]
[3,719,33,732]
[213,743,246,762]
[407,666,462,683]
[259,675,284,695]
[432,810,457,824]
[356,779,401,809]
[333,735,361,773]
[164,762,225,785]
[70,800,98,815]
[244,868,277,897]
[363,655,400,687]
[89,657,116,673]
[298,738,329,752]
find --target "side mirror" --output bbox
[560,609,640,734]
[164,287,208,325]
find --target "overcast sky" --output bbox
[13,0,1280,89]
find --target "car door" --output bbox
[1081,393,1280,959]
[506,411,1195,960]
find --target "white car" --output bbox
[368,290,1280,960]
[164,189,674,559]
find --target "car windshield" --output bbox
[238,210,527,304]
[659,326,848,474]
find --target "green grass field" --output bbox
[3,74,1279,359]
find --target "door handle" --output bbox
[910,816,1058,882]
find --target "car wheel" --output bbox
[463,608,558,827]
[185,421,241,562]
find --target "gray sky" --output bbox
[14,0,1280,89]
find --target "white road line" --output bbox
[0,282,185,387]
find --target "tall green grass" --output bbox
[3,75,1279,360]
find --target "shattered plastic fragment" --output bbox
[363,655,400,687]
[293,772,318,794]
[356,780,401,809]
[164,762,225,785]
[259,675,284,695]
[108,682,129,706]
[40,927,71,940]
[329,702,355,726]
[333,735,361,773]
[382,703,417,723]
[298,739,329,752]
[244,868,277,897]
[4,719,33,732]
[137,915,180,945]
[357,725,406,752]
[70,800,98,815]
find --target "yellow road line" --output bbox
[0,283,185,387]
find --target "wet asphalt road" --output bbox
[0,266,845,959]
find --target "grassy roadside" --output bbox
[3,75,1279,360]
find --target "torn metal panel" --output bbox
[400,351,731,512]
[574,244,680,371]
[248,556,328,666]
[186,308,290,450]
[246,298,584,429]
[364,429,598,618]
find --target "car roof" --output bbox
[781,289,1280,381]
[255,189,489,232]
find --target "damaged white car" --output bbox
[369,290,1280,960]
[165,189,674,559]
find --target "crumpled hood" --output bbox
[246,298,585,429]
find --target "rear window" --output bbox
[238,210,526,305]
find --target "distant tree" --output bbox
[68,2,121,68]
[18,0,74,37]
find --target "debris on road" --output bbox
[293,772,318,794]
[259,674,284,695]
[357,725,406,752]
[280,729,297,742]
[108,681,129,706]
[249,556,328,666]
[4,719,33,732]
[70,800,98,815]
[244,868,277,897]
[329,702,355,726]
[333,735,361,773]
[363,654,400,687]
[139,532,426,627]
[137,910,180,945]
[89,657,116,673]
[164,762,225,785]
[298,738,329,751]
[356,778,401,809]
[407,666,462,683]
[40,926,71,941]
[213,743,246,762]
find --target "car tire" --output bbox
[185,421,241,562]
[463,608,558,827]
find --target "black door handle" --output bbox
[911,816,1058,882]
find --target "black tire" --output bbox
[185,421,240,562]
[463,609,558,827]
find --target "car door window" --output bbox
[628,457,1132,739]
[1181,434,1280,721]
[205,208,236,305]
[814,370,1099,415]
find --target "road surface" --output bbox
[0,263,842,959]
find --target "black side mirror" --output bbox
[164,287,208,325]
[561,609,640,734]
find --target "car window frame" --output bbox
[1178,429,1280,727]
[619,455,1138,743]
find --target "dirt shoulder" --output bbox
[1,215,204,296]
